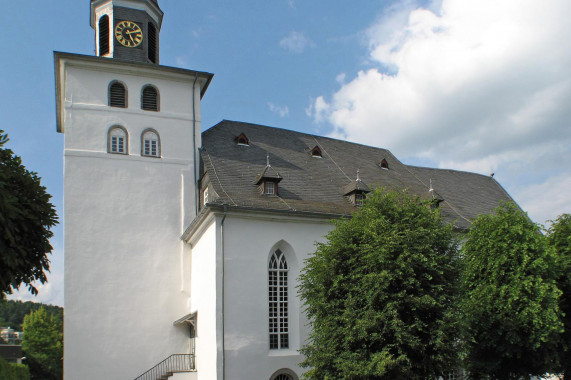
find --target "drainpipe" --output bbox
[192,73,199,216]
[220,205,228,380]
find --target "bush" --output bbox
[0,356,30,380]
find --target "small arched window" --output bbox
[141,129,160,157]
[98,15,110,56]
[380,158,389,169]
[141,85,159,111]
[269,369,298,380]
[269,249,289,350]
[109,81,127,108]
[148,22,157,63]
[108,126,128,154]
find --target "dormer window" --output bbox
[380,159,389,169]
[254,154,282,196]
[235,133,249,146]
[342,173,371,207]
[310,145,322,158]
[203,187,209,206]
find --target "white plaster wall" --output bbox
[62,61,201,379]
[189,221,218,380]
[219,213,334,380]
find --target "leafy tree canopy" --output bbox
[0,300,63,331]
[547,213,571,378]
[22,307,63,380]
[460,203,562,379]
[299,188,460,379]
[0,130,58,298]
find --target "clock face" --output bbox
[115,21,143,48]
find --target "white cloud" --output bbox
[309,0,571,222]
[7,264,64,307]
[335,73,346,85]
[280,31,313,54]
[268,102,290,117]
[515,173,571,225]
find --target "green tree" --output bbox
[0,356,30,380]
[0,130,58,298]
[299,188,460,379]
[22,307,63,380]
[548,213,571,378]
[460,203,562,379]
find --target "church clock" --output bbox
[115,20,143,47]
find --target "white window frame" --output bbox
[265,181,275,195]
[108,126,128,154]
[141,129,160,158]
[269,249,289,350]
[203,187,209,206]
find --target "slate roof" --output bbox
[200,120,515,230]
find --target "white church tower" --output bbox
[55,1,213,378]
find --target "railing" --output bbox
[134,354,195,380]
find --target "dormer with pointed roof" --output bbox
[254,154,283,196]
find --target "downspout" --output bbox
[220,205,228,380]
[192,73,199,216]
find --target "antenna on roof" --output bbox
[266,152,271,168]
[429,178,435,198]
[356,169,361,182]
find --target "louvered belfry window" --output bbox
[141,85,159,111]
[99,15,110,56]
[269,249,289,349]
[109,81,127,108]
[148,22,157,63]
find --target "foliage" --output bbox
[299,188,460,379]
[547,213,571,378]
[459,203,562,379]
[0,356,30,380]
[0,130,58,298]
[21,308,63,380]
[0,300,63,331]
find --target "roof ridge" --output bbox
[407,164,498,179]
[204,119,401,157]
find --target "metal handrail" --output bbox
[134,354,195,380]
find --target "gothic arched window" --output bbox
[108,126,128,154]
[109,81,127,108]
[141,129,160,157]
[98,15,110,56]
[269,249,289,349]
[141,85,159,111]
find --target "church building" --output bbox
[55,1,516,379]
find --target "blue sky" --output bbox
[3,0,570,306]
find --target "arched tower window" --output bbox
[141,129,160,157]
[269,249,289,349]
[148,22,157,63]
[109,81,127,108]
[141,85,159,111]
[98,15,110,56]
[108,126,128,154]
